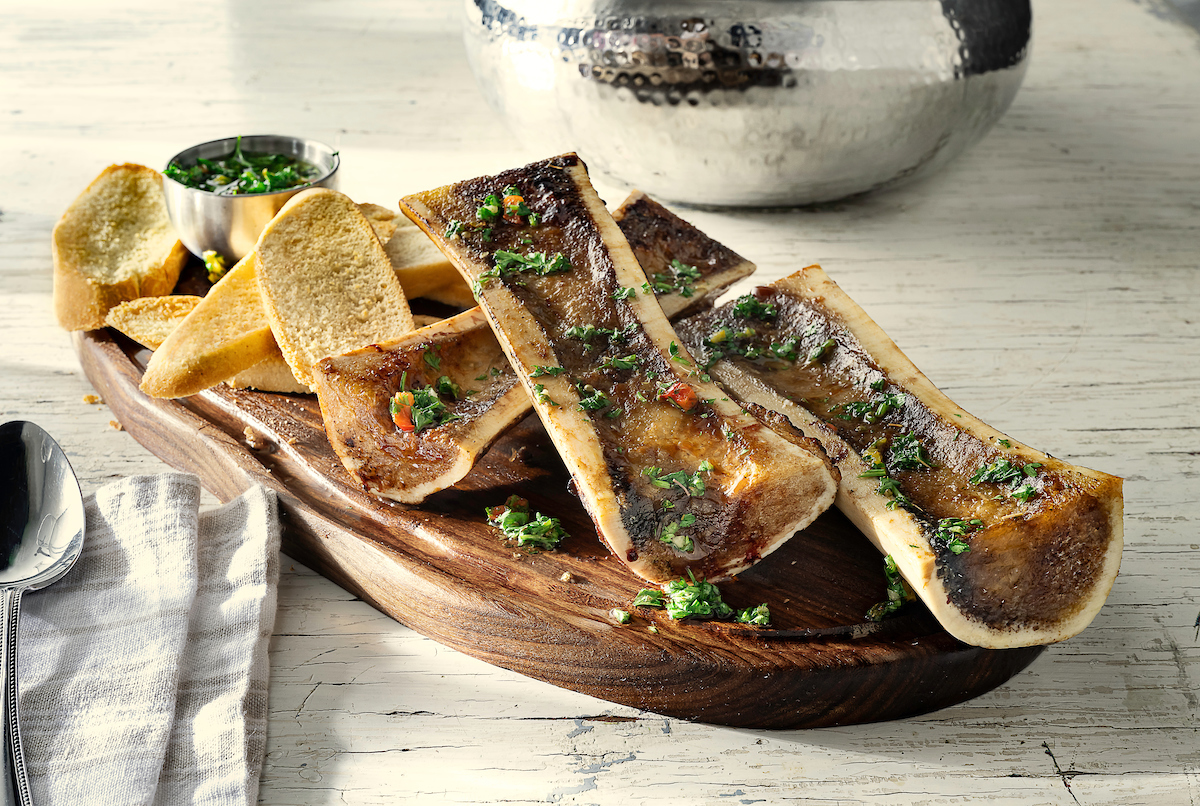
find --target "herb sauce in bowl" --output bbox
[165,135,324,196]
[161,134,339,260]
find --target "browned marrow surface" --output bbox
[313,307,525,503]
[313,191,755,505]
[400,154,839,583]
[675,265,1124,648]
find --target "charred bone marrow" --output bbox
[675,265,1124,648]
[313,190,755,506]
[398,154,839,584]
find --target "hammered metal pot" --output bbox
[463,0,1031,206]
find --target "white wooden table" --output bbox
[3,0,1198,802]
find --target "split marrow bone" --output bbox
[399,154,839,583]
[675,265,1124,648]
[314,190,756,505]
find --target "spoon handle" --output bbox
[0,589,31,806]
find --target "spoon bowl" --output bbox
[0,421,86,805]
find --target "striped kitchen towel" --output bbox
[17,473,280,806]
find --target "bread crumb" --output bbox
[559,572,574,583]
[511,552,523,560]
[83,394,102,405]
[243,426,264,450]
[108,419,123,431]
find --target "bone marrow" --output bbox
[314,190,757,506]
[399,154,839,583]
[675,265,1123,648]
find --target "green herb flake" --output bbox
[662,570,734,620]
[888,432,935,471]
[866,555,915,621]
[610,609,632,625]
[530,365,567,377]
[423,350,441,370]
[805,338,837,365]
[433,375,462,399]
[932,517,983,555]
[731,294,777,321]
[632,589,665,608]
[598,354,639,371]
[534,383,558,407]
[612,286,637,301]
[485,495,569,551]
[998,438,1012,448]
[735,604,771,626]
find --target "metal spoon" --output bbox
[0,422,85,806]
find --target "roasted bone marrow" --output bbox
[399,154,839,583]
[675,265,1124,648]
[313,190,756,506]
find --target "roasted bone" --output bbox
[398,154,839,583]
[314,191,756,505]
[674,265,1124,648]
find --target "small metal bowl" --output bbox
[162,134,339,260]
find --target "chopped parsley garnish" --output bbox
[576,385,611,412]
[445,220,466,239]
[731,294,777,321]
[534,383,557,406]
[888,432,935,471]
[422,349,441,370]
[932,517,983,555]
[598,354,639,371]
[735,604,771,626]
[866,555,914,621]
[663,570,732,619]
[433,375,462,399]
[388,372,459,433]
[632,589,665,608]
[485,495,569,551]
[643,460,713,497]
[564,324,634,349]
[646,258,702,299]
[970,459,1043,501]
[660,513,697,552]
[530,365,567,377]
[859,437,917,511]
[998,438,1012,448]
[806,338,836,365]
[769,337,800,362]
[476,194,501,222]
[632,573,770,626]
[612,286,637,300]
[610,609,632,624]
[832,392,906,424]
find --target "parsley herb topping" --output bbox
[633,570,771,626]
[866,555,914,621]
[485,495,569,551]
[932,518,983,555]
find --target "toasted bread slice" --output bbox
[53,163,188,331]
[107,294,306,394]
[255,188,415,388]
[139,253,281,396]
[385,227,472,300]
[105,294,202,349]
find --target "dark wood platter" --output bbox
[75,328,1043,729]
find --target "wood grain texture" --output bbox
[77,327,1041,729]
[3,0,1199,801]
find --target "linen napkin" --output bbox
[16,473,280,806]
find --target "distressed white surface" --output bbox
[1,0,1198,803]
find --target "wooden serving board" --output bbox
[75,328,1043,729]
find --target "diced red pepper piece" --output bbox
[390,391,416,431]
[658,381,698,412]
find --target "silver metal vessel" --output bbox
[463,0,1031,206]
